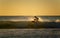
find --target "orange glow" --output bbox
[0,0,60,16]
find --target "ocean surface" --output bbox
[0,21,60,38]
[0,21,60,28]
[0,29,60,38]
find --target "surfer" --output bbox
[28,16,40,28]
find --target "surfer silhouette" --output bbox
[28,16,40,28]
[32,16,39,22]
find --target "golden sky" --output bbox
[0,0,60,16]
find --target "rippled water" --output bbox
[0,29,60,38]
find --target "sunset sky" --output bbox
[0,0,60,16]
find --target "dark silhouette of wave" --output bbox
[0,21,60,28]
